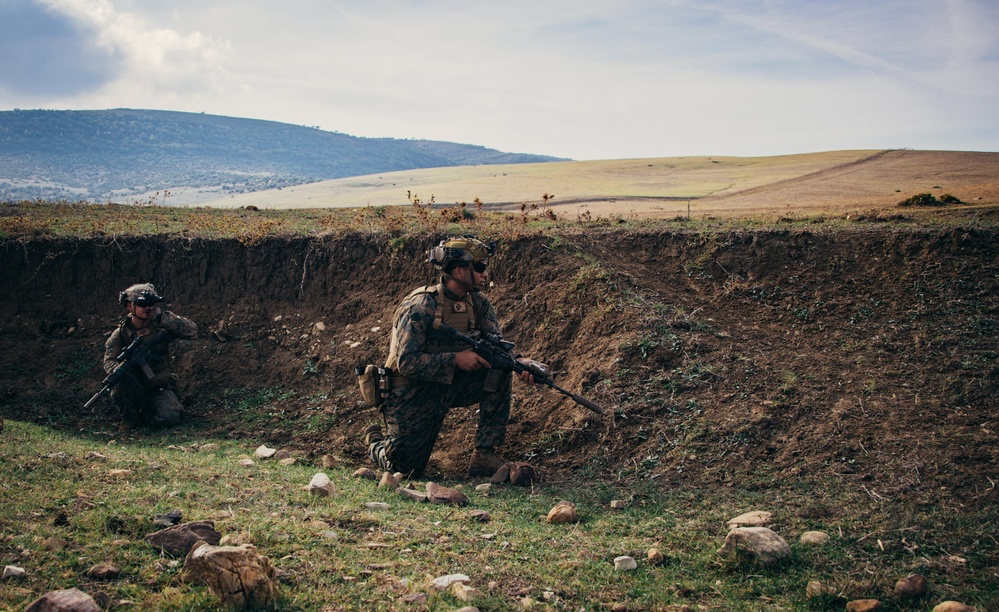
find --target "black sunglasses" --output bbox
[472,262,487,273]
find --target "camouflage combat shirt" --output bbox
[385,280,502,386]
[103,310,198,388]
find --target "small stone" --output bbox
[894,574,927,599]
[402,592,427,604]
[254,445,277,458]
[25,588,100,612]
[610,500,628,509]
[200,443,220,452]
[846,599,881,611]
[806,580,837,598]
[717,527,790,566]
[353,467,377,480]
[84,451,107,460]
[237,458,255,466]
[108,468,133,477]
[308,473,335,497]
[452,582,482,601]
[455,608,480,612]
[279,457,297,466]
[145,521,222,557]
[314,322,326,332]
[800,531,830,545]
[932,602,976,612]
[321,454,337,468]
[614,556,638,571]
[727,510,772,528]
[153,510,183,527]
[379,471,400,489]
[647,548,665,565]
[396,487,428,502]
[470,509,491,523]
[426,482,469,506]
[475,483,492,492]
[3,565,25,578]
[273,449,291,460]
[431,573,470,590]
[87,562,121,580]
[546,501,577,524]
[365,502,390,511]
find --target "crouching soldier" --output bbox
[103,283,197,427]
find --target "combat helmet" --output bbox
[428,236,495,272]
[118,283,165,306]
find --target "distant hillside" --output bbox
[0,109,564,204]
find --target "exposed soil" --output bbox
[1,227,996,508]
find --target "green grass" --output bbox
[1,421,996,610]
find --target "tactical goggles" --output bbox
[132,294,163,307]
[472,262,487,273]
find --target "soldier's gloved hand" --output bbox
[516,358,546,384]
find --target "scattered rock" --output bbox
[200,443,220,452]
[727,511,772,528]
[455,608,480,612]
[717,527,790,566]
[273,449,291,460]
[932,602,976,612]
[452,582,482,601]
[432,573,470,590]
[610,500,628,509]
[153,510,183,527]
[470,509,491,523]
[254,445,277,459]
[145,521,222,557]
[614,556,638,571]
[86,562,120,580]
[321,454,337,468]
[365,502,390,511]
[182,541,278,610]
[647,548,665,565]
[894,574,927,599]
[396,487,428,503]
[279,457,297,466]
[475,483,492,493]
[379,471,400,489]
[845,600,881,612]
[806,580,838,598]
[25,588,101,612]
[546,501,578,524]
[108,468,133,477]
[84,451,107,461]
[800,531,829,545]
[426,482,469,506]
[308,473,335,497]
[402,592,427,604]
[353,467,377,480]
[489,462,537,485]
[314,322,326,332]
[237,458,255,466]
[3,565,25,578]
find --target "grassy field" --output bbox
[2,419,996,611]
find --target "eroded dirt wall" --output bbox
[1,229,996,505]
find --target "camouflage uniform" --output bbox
[368,280,511,476]
[103,310,197,426]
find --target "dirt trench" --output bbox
[1,228,996,505]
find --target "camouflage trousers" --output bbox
[110,380,183,427]
[369,368,511,477]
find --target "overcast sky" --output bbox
[1,0,997,160]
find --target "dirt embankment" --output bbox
[1,229,996,506]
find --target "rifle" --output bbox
[434,322,606,415]
[84,331,169,409]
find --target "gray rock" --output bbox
[86,562,121,580]
[182,541,278,610]
[25,588,100,612]
[431,573,470,590]
[800,531,829,545]
[727,511,772,528]
[145,520,221,557]
[308,473,335,497]
[3,565,25,578]
[153,509,183,527]
[614,556,638,571]
[717,527,790,566]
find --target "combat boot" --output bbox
[363,423,384,447]
[468,447,506,477]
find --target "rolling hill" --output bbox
[0,109,564,205]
